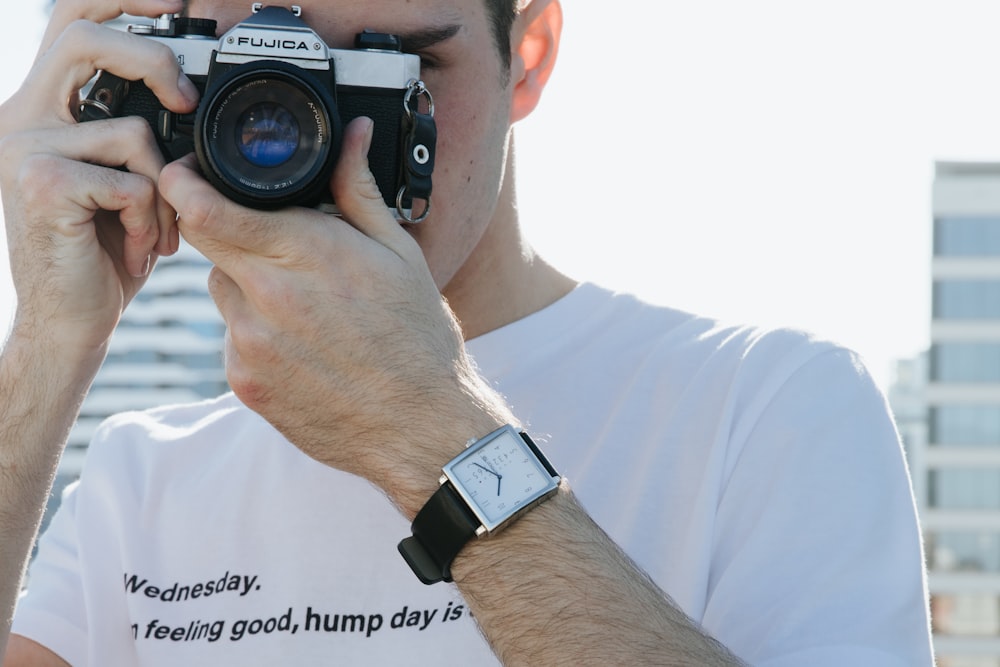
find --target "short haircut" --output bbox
[179,0,520,75]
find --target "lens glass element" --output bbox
[236,102,300,168]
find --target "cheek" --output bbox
[432,79,512,202]
[416,133,510,288]
[408,70,512,286]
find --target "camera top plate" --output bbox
[217,5,329,69]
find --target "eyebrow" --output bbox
[396,24,462,52]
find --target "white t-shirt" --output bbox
[14,283,934,665]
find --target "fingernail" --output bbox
[136,254,151,278]
[178,73,199,104]
[362,117,374,156]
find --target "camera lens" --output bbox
[236,103,300,168]
[195,61,342,209]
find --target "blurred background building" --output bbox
[889,161,1000,666]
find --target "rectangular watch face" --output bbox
[443,426,560,533]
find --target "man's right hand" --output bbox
[0,0,199,360]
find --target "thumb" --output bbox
[330,117,405,249]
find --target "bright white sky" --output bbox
[4,1,1000,390]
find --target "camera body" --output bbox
[81,4,436,219]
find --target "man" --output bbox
[0,0,933,664]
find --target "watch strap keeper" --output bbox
[398,482,480,584]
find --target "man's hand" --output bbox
[1,3,203,662]
[162,117,510,511]
[0,0,198,358]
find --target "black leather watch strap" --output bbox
[398,482,480,584]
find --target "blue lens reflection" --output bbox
[236,103,300,168]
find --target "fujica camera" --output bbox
[80,4,437,221]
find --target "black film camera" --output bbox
[80,4,436,221]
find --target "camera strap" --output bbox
[398,80,436,223]
[79,73,130,122]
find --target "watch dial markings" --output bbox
[449,429,557,525]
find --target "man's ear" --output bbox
[509,0,563,124]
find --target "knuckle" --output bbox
[0,132,28,170]
[206,266,229,301]
[331,170,382,206]
[126,173,157,209]
[245,270,295,313]
[60,19,101,50]
[17,154,66,206]
[358,171,384,202]
[148,40,180,75]
[96,169,154,219]
[119,115,155,145]
[0,94,34,140]
[228,372,272,413]
[98,170,132,207]
[224,349,268,410]
[178,189,224,237]
[229,320,277,365]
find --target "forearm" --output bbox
[373,367,745,666]
[451,486,746,666]
[0,329,104,655]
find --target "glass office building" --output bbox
[923,161,1000,665]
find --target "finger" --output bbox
[160,152,239,265]
[64,117,179,256]
[206,266,273,372]
[1,118,179,255]
[161,154,320,267]
[16,153,160,277]
[83,166,161,278]
[205,268,245,388]
[329,117,412,253]
[206,267,272,407]
[40,0,186,56]
[29,20,199,127]
[206,265,244,328]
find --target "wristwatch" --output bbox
[398,424,562,584]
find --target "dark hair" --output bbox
[179,0,519,74]
[486,0,519,76]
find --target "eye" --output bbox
[415,54,442,71]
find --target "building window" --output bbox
[932,593,1000,639]
[929,531,1000,572]
[931,405,1000,446]
[935,217,1000,257]
[929,469,1000,509]
[934,281,1000,319]
[932,343,1000,382]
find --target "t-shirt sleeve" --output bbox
[702,347,934,665]
[12,480,89,666]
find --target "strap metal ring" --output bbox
[78,97,114,120]
[403,79,434,119]
[397,185,431,224]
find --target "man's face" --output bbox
[186,0,517,291]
